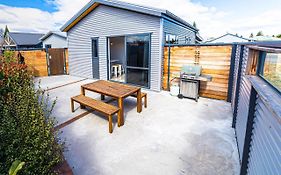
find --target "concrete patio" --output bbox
[35,75,240,175]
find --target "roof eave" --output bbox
[61,0,98,32]
[60,0,196,33]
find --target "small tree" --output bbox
[249,33,254,38]
[193,21,197,29]
[256,31,264,36]
[276,34,281,38]
[4,25,9,38]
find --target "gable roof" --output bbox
[40,31,67,41]
[9,32,44,45]
[205,33,252,43]
[61,0,197,32]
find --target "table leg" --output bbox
[137,89,142,113]
[118,97,124,126]
[101,94,105,100]
[81,87,85,95]
[80,87,85,109]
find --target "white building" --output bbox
[40,31,67,49]
[205,33,252,44]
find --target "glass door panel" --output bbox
[126,34,150,87]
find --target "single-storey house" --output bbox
[205,33,253,44]
[3,32,44,49]
[61,0,198,91]
[40,31,67,49]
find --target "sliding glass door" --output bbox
[126,34,150,87]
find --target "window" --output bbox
[45,44,51,49]
[165,33,179,44]
[259,52,281,91]
[185,36,191,44]
[92,39,98,58]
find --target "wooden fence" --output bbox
[19,50,48,76]
[163,45,233,100]
[15,49,68,77]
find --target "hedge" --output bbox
[0,51,64,175]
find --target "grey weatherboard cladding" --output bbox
[67,3,195,91]
[67,5,161,90]
[163,19,196,44]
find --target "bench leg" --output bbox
[144,95,147,108]
[108,115,113,133]
[71,98,74,112]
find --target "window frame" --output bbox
[45,44,52,50]
[257,51,281,94]
[165,33,179,44]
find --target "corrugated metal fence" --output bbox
[231,42,281,175]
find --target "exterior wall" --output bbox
[163,19,196,44]
[43,34,67,48]
[67,5,161,90]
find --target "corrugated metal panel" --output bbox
[235,47,250,160]
[67,5,161,90]
[163,19,196,44]
[247,96,281,175]
[231,45,241,111]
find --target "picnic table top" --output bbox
[81,80,141,98]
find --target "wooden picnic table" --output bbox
[81,80,142,126]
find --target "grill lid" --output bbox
[181,65,202,76]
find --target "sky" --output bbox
[0,0,280,39]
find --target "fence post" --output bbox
[167,44,171,90]
[232,45,244,128]
[240,87,257,175]
[45,49,50,76]
[227,44,237,102]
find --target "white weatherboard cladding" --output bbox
[163,19,196,44]
[43,34,67,48]
[67,5,161,90]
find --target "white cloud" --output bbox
[0,0,280,39]
[0,0,88,33]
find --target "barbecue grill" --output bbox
[178,65,202,101]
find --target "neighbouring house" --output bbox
[253,35,281,41]
[3,32,44,50]
[61,0,199,91]
[40,31,67,49]
[205,33,252,43]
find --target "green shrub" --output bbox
[0,52,64,175]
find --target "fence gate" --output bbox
[47,48,66,75]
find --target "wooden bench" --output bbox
[130,92,147,108]
[71,95,120,133]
